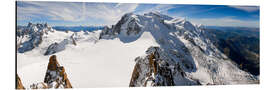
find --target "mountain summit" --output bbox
[17,22,55,53]
[100,12,258,86]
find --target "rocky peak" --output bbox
[43,55,72,88]
[18,22,55,53]
[99,13,142,38]
[113,13,138,34]
[129,46,198,87]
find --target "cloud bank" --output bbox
[17,2,138,25]
[17,1,259,27]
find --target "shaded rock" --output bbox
[71,35,77,46]
[44,39,69,55]
[129,46,198,87]
[44,43,59,55]
[30,82,48,89]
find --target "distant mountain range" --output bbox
[52,26,104,32]
[17,25,105,32]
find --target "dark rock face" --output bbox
[71,34,77,46]
[129,47,198,87]
[113,13,134,35]
[126,18,141,35]
[44,39,70,55]
[100,13,132,39]
[44,43,59,55]
[99,13,142,39]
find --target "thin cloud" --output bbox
[229,6,259,12]
[17,2,259,27]
[17,1,138,25]
[135,4,178,15]
[189,17,259,28]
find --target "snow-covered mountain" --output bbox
[99,12,258,86]
[17,12,258,88]
[17,23,55,53]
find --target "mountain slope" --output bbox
[205,28,260,75]
[100,12,258,85]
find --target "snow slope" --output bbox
[17,29,159,88]
[99,12,258,85]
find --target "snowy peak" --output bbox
[26,22,55,34]
[99,12,200,39]
[17,22,56,53]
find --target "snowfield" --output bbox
[17,30,159,88]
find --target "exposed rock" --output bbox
[71,35,77,46]
[44,43,59,55]
[126,18,141,35]
[129,46,198,87]
[16,74,25,89]
[43,55,73,88]
[44,39,69,55]
[30,82,48,89]
[18,22,55,53]
[18,55,72,89]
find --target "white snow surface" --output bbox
[17,30,159,88]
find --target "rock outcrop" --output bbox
[16,74,25,89]
[129,47,198,87]
[44,39,69,55]
[17,55,72,89]
[43,55,72,88]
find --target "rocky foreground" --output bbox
[16,55,72,89]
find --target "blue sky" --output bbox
[17,1,259,27]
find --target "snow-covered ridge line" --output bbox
[17,22,55,53]
[99,12,258,85]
